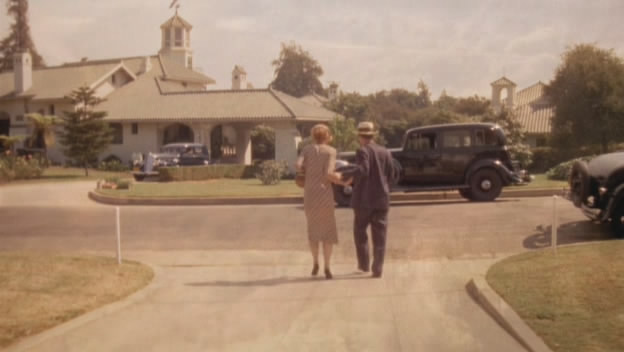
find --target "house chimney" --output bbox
[232,65,247,90]
[14,51,32,94]
[140,56,152,74]
[328,82,339,100]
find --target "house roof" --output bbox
[513,82,553,134]
[160,13,193,29]
[158,55,214,84]
[491,76,517,87]
[232,65,247,75]
[299,93,329,107]
[0,55,215,101]
[98,61,337,122]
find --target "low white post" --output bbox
[116,207,122,265]
[552,196,558,254]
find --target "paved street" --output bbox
[0,182,613,351]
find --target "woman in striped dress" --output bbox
[296,124,348,279]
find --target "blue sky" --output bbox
[1,0,623,97]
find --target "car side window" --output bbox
[475,129,498,146]
[406,132,437,151]
[442,130,472,148]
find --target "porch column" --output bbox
[273,121,302,174]
[236,124,253,165]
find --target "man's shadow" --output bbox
[186,272,371,288]
[523,220,615,249]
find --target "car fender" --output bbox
[603,183,624,222]
[465,159,514,185]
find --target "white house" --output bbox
[0,11,337,171]
[490,76,554,147]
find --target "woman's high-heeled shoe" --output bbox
[311,263,319,276]
[324,268,333,280]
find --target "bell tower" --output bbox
[159,10,194,68]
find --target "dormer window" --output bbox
[175,28,183,47]
[111,74,117,85]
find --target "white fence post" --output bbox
[552,196,558,255]
[116,206,122,265]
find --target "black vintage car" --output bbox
[133,143,211,181]
[333,123,529,206]
[568,152,624,237]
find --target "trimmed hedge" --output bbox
[546,156,595,180]
[159,165,256,182]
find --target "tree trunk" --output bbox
[84,163,89,177]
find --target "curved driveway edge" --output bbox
[89,188,567,206]
[466,277,552,352]
[4,262,163,352]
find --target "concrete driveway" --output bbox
[0,182,612,351]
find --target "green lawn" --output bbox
[2,167,132,185]
[487,241,624,352]
[0,253,153,348]
[518,173,568,189]
[96,173,566,199]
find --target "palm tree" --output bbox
[26,113,58,161]
[0,135,24,153]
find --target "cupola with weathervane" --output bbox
[159,10,194,69]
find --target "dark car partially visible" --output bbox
[568,152,624,237]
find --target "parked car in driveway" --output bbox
[568,152,624,238]
[333,123,530,206]
[133,143,211,181]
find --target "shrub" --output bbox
[158,165,256,182]
[255,160,288,185]
[546,156,595,180]
[98,159,130,172]
[0,155,43,181]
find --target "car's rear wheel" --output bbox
[459,188,473,201]
[569,161,590,208]
[469,169,502,202]
[611,204,624,239]
[333,184,352,207]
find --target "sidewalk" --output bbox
[8,250,525,352]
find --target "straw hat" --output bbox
[357,121,377,136]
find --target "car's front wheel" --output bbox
[333,184,352,207]
[611,204,624,238]
[469,169,502,202]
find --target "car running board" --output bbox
[394,185,470,193]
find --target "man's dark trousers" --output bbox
[353,207,389,275]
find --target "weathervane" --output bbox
[169,0,181,13]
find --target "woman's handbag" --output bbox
[295,171,305,188]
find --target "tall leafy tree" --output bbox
[0,0,45,72]
[546,43,624,153]
[329,117,359,152]
[59,86,112,176]
[270,42,324,98]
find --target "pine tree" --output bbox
[59,86,113,176]
[0,0,45,72]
